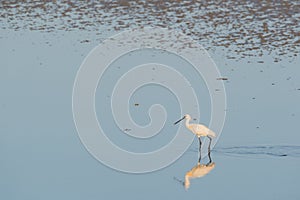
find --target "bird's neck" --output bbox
[185,118,190,127]
[184,175,190,190]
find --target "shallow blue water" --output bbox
[1,1,300,199]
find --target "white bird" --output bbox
[174,114,216,153]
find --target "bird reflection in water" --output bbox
[184,151,215,190]
[174,151,215,190]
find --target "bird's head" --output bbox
[174,114,191,125]
[184,114,191,120]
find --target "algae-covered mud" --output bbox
[1,0,299,62]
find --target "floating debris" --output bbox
[134,103,139,106]
[124,128,131,132]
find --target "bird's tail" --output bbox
[208,130,216,137]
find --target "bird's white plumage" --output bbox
[186,124,216,138]
[184,114,216,138]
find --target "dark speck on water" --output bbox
[217,77,228,80]
[80,39,90,43]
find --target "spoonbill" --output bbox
[174,114,216,153]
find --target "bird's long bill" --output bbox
[174,116,185,125]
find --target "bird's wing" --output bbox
[190,124,216,137]
[190,124,207,133]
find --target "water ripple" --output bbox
[213,145,300,158]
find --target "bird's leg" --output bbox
[198,137,202,152]
[207,150,212,164]
[208,136,212,154]
[198,137,202,163]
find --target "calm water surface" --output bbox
[1,1,300,199]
